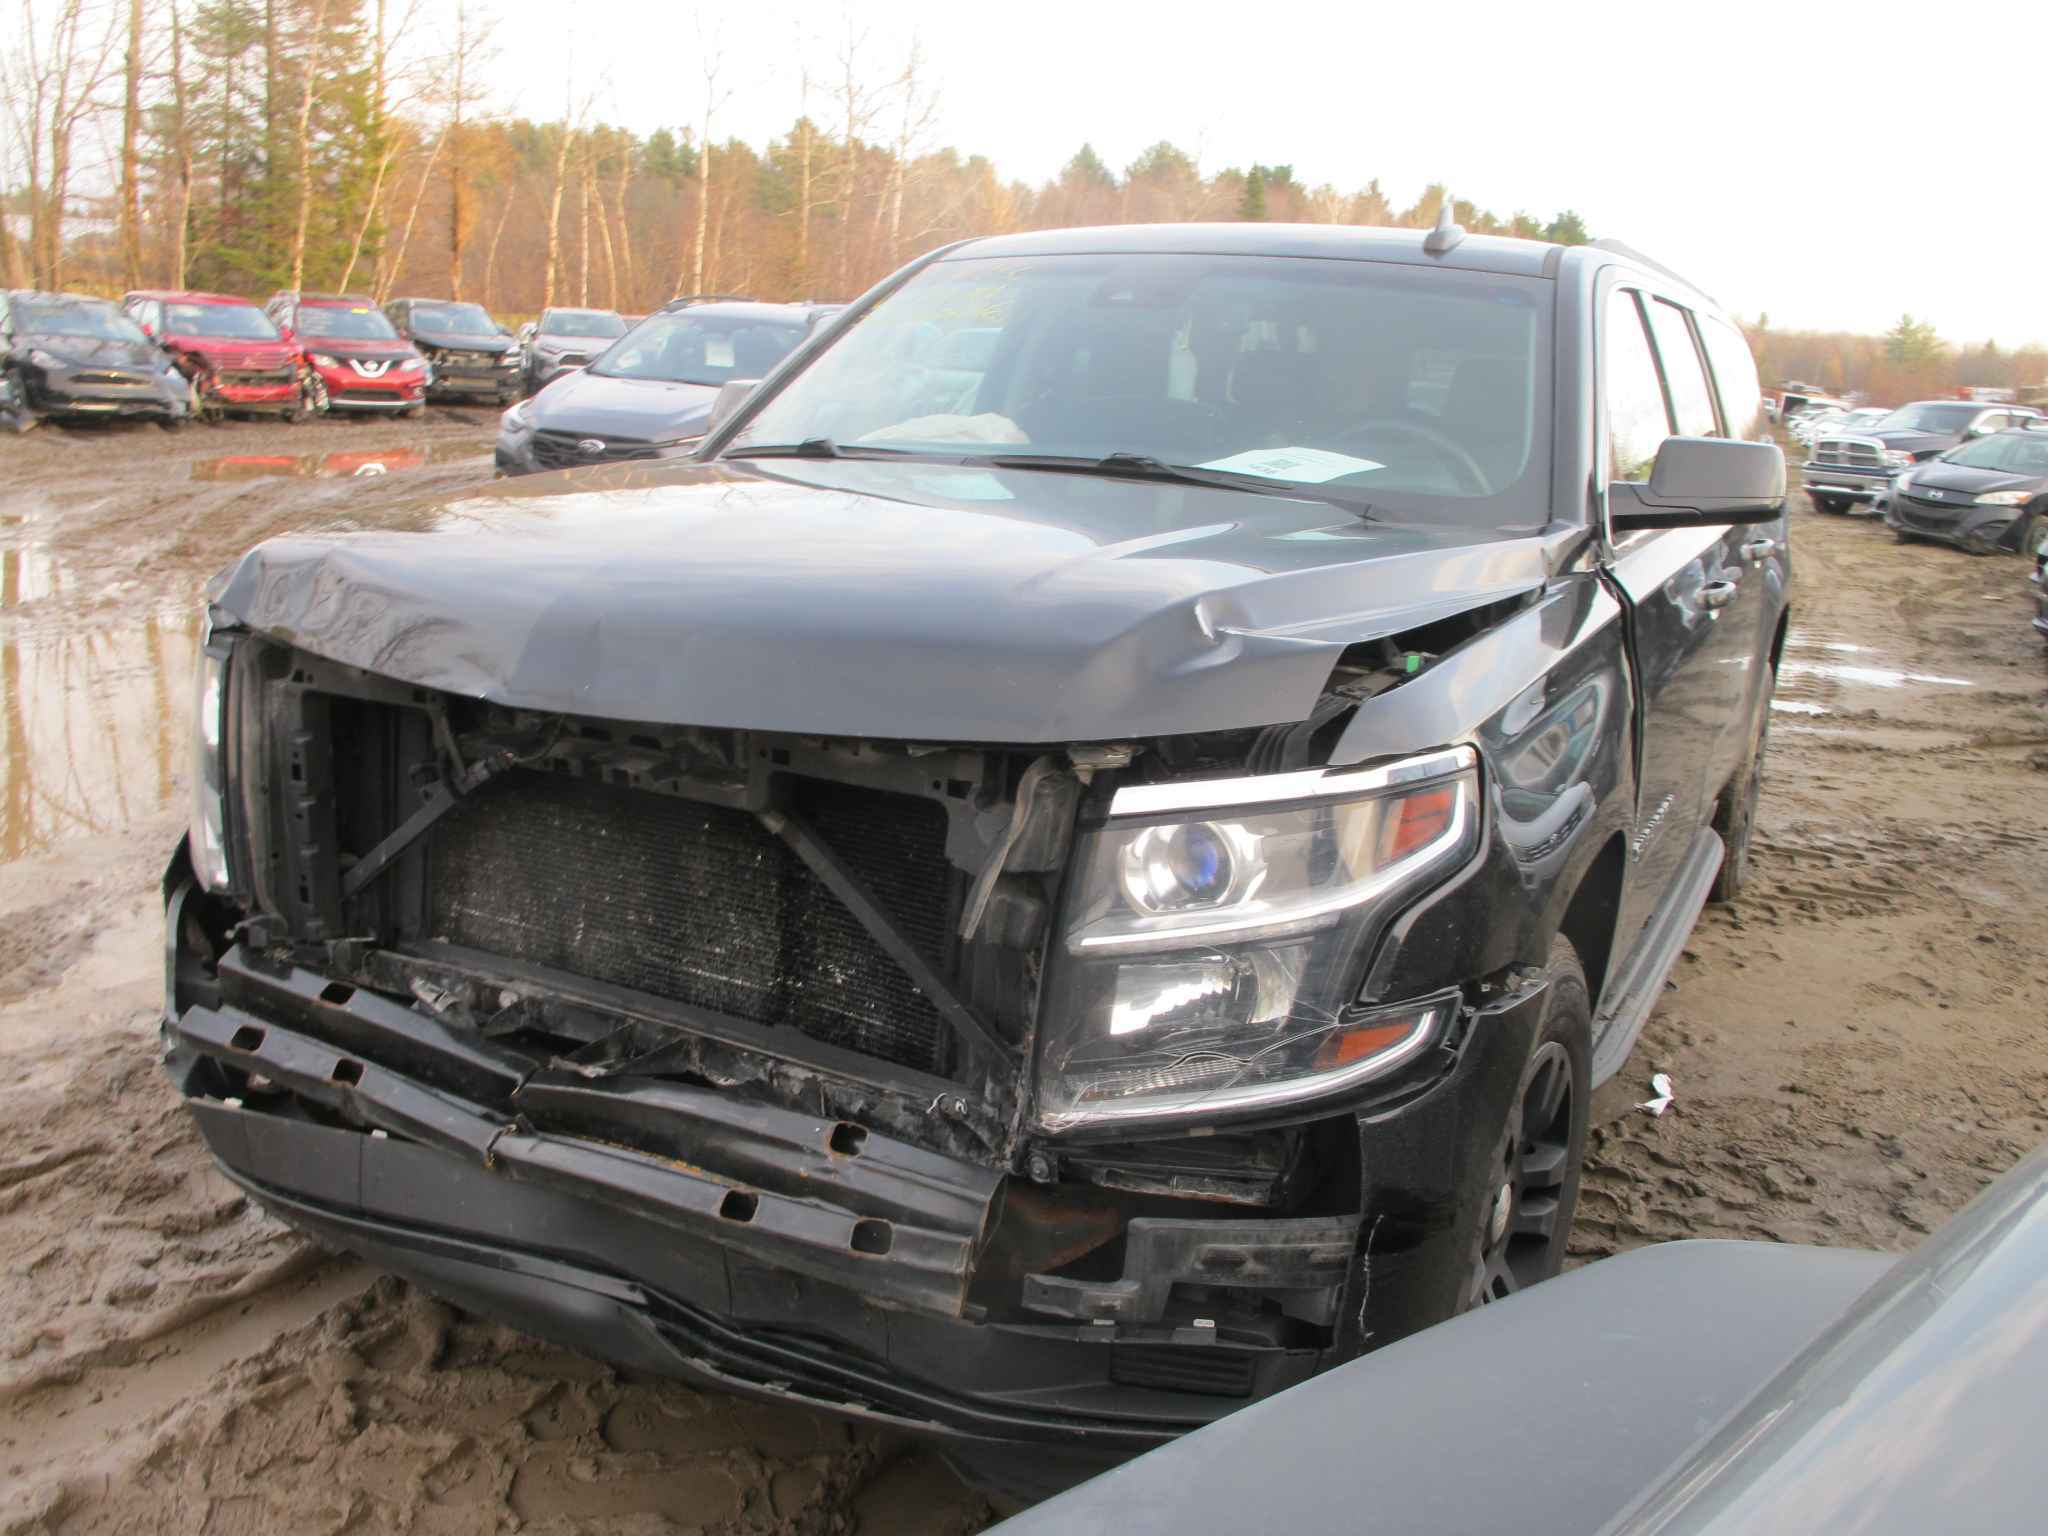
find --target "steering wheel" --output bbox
[1337,418,1492,496]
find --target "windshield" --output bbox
[16,301,147,343]
[163,302,280,341]
[1943,431,2048,475]
[409,302,497,336]
[541,309,626,338]
[593,311,807,387]
[1881,402,1977,433]
[297,304,398,340]
[1841,408,1888,427]
[729,253,1552,519]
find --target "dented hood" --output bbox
[210,458,1553,742]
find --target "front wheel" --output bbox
[1466,936,1591,1309]
[1808,492,1850,515]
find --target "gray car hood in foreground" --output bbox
[209,458,1554,742]
[990,1241,1894,1535]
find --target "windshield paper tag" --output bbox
[1198,447,1383,482]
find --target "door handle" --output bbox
[1740,537,1779,560]
[1699,579,1740,610]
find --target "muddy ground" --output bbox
[1,413,2044,1533]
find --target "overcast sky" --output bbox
[482,0,2048,347]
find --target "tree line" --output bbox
[1747,313,2048,405]
[2,0,1599,316]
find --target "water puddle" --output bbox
[1778,659,1975,690]
[187,438,481,482]
[1771,699,1829,716]
[1,531,201,868]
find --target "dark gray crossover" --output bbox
[496,300,836,474]
[383,298,522,405]
[992,1143,2048,1532]
[161,221,1790,1491]
[0,289,193,429]
[1884,425,2048,553]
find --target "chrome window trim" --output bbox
[1106,743,1477,820]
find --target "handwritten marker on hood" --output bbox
[1637,1073,1675,1117]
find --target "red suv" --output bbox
[122,290,300,419]
[263,291,428,415]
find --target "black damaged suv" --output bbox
[162,222,1789,1492]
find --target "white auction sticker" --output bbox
[1198,447,1384,483]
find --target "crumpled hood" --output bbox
[209,458,1554,742]
[526,371,720,443]
[169,336,295,370]
[413,330,514,356]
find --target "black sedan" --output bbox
[1885,426,2048,553]
[0,290,192,431]
[383,298,522,405]
[495,301,835,475]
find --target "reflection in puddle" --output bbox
[2,543,199,866]
[1771,699,1828,716]
[188,438,480,482]
[1778,659,1974,690]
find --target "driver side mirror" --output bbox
[1609,437,1786,532]
[707,378,759,437]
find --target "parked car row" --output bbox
[1801,398,2047,553]
[0,287,651,433]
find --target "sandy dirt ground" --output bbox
[0,413,2043,1533]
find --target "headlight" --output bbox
[395,357,425,374]
[28,348,64,369]
[189,620,233,893]
[1033,746,1480,1133]
[1975,489,2032,506]
[501,399,533,433]
[497,350,521,367]
[1893,471,1914,493]
[1883,449,1917,469]
[308,352,340,368]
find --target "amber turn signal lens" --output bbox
[1380,786,1457,863]
[1311,1016,1422,1071]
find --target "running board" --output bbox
[1589,827,1723,1086]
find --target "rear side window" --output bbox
[1604,289,1672,481]
[1644,300,1717,438]
[1698,316,1763,439]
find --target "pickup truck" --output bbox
[1804,399,2042,513]
[160,221,1790,1492]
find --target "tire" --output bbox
[1809,492,1850,515]
[1710,699,1769,903]
[1466,936,1591,1309]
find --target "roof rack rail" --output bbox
[1591,239,1717,305]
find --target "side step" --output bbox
[1589,826,1722,1086]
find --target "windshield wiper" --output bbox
[983,452,1378,518]
[723,436,847,459]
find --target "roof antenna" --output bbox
[1423,193,1465,255]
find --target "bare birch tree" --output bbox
[687,17,728,297]
[284,0,334,293]
[117,0,142,289]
